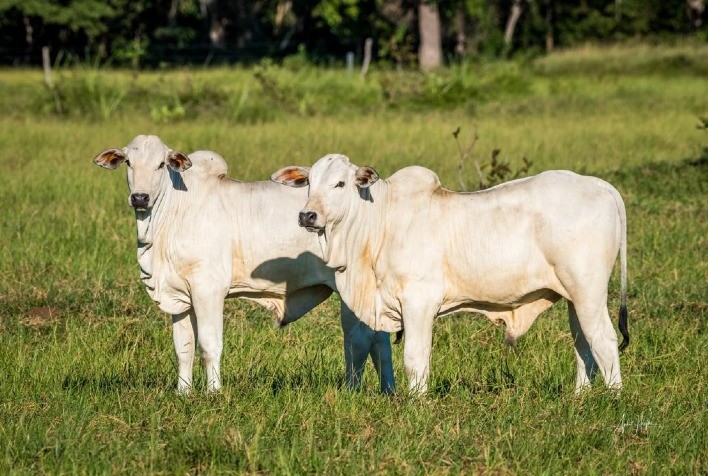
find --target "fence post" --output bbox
[360,38,372,79]
[42,46,52,88]
[346,52,354,74]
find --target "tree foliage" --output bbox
[0,0,703,66]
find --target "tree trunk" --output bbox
[545,0,554,52]
[23,16,34,64]
[168,0,179,26]
[503,0,523,52]
[210,21,225,48]
[418,2,442,71]
[454,8,467,58]
[687,0,705,29]
[132,28,142,70]
[201,0,225,48]
[274,1,292,35]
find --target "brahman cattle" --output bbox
[93,136,394,394]
[273,154,629,395]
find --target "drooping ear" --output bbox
[93,148,126,169]
[271,166,310,187]
[166,150,192,172]
[355,166,379,188]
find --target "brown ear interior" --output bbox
[93,149,126,169]
[271,167,310,187]
[167,151,192,172]
[355,166,379,188]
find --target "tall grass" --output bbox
[4,41,706,124]
[0,44,706,473]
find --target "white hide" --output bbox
[291,154,628,395]
[93,137,394,394]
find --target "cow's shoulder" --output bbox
[387,166,442,196]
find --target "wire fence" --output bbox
[0,38,368,68]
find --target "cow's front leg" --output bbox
[402,300,435,395]
[340,303,369,391]
[191,285,226,392]
[341,302,396,394]
[370,331,395,395]
[172,310,197,394]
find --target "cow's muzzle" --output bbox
[130,193,150,210]
[298,210,319,230]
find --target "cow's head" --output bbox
[272,154,378,232]
[93,135,192,211]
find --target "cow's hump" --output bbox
[187,150,229,178]
[387,166,442,195]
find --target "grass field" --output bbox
[0,43,706,473]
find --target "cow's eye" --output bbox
[157,162,165,169]
[335,181,345,188]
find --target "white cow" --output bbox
[93,136,394,394]
[273,154,629,395]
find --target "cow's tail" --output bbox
[613,185,630,351]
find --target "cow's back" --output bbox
[373,169,623,313]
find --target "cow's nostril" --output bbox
[130,193,150,208]
[298,210,317,227]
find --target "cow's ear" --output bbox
[166,150,192,172]
[93,148,126,169]
[271,166,310,187]
[355,166,379,188]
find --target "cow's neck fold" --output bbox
[319,180,388,328]
[323,181,387,276]
[134,183,171,294]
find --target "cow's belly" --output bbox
[226,255,336,323]
[439,254,567,314]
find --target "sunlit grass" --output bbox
[0,44,706,473]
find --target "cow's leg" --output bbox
[172,310,197,394]
[340,302,369,391]
[570,298,622,391]
[568,302,597,393]
[191,286,226,392]
[402,301,435,395]
[370,331,395,395]
[340,302,396,394]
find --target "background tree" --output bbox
[418,1,443,70]
[0,0,704,66]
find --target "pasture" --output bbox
[0,43,706,473]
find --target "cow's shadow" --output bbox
[169,168,187,191]
[250,252,335,326]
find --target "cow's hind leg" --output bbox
[191,285,226,392]
[568,302,597,393]
[569,299,622,391]
[172,310,197,394]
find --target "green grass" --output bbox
[0,43,706,473]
